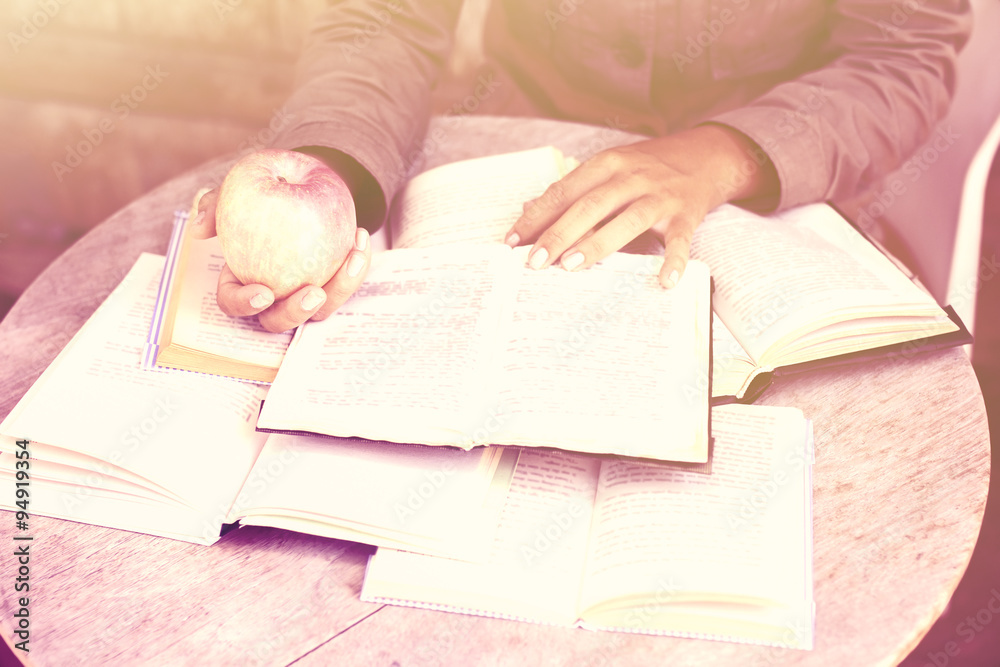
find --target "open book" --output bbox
[362,403,815,649]
[144,190,293,383]
[250,147,713,463]
[256,245,712,463]
[0,254,519,558]
[694,203,967,402]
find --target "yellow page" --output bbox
[711,314,758,399]
[390,146,569,249]
[362,448,601,625]
[770,313,956,365]
[690,203,956,366]
[167,231,292,368]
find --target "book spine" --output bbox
[142,210,187,371]
[577,621,812,650]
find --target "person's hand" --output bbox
[504,124,779,288]
[188,187,371,333]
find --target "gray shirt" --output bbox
[270,0,971,229]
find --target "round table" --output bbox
[0,116,990,667]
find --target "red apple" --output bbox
[215,149,357,300]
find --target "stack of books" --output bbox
[0,147,971,650]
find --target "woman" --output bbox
[194,0,971,332]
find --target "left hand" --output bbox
[504,124,778,288]
[189,185,371,333]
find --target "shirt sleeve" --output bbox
[708,0,972,212]
[267,0,465,229]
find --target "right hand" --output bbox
[188,188,371,333]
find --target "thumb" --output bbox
[188,187,219,239]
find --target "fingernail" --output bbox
[561,251,584,271]
[346,252,365,277]
[301,289,325,311]
[528,247,548,270]
[250,292,272,309]
[663,269,680,289]
[355,227,369,251]
[192,211,205,226]
[505,232,520,247]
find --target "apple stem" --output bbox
[277,176,288,183]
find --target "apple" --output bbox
[215,149,357,300]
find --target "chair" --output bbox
[879,0,1000,342]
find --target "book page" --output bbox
[690,203,956,366]
[0,454,244,543]
[711,314,757,400]
[0,448,181,504]
[233,435,516,560]
[362,406,813,648]
[0,254,269,541]
[362,448,601,625]
[257,244,515,447]
[168,231,292,367]
[579,404,812,616]
[389,147,568,249]
[492,251,711,462]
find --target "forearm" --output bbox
[709,0,971,210]
[688,123,780,213]
[270,0,465,229]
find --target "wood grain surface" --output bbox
[0,117,990,667]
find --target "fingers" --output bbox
[257,284,329,333]
[505,147,703,286]
[507,150,671,272]
[217,263,327,333]
[310,227,372,321]
[505,163,611,250]
[188,188,219,240]
[658,217,697,289]
[255,227,371,332]
[554,196,665,272]
[216,228,372,333]
[525,180,642,270]
[216,263,275,316]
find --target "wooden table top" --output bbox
[0,116,991,667]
